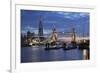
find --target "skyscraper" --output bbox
[71,27,76,42]
[38,16,44,40]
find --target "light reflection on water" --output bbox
[21,46,83,63]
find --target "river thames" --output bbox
[21,46,84,63]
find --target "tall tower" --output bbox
[38,16,44,39]
[50,24,58,43]
[72,27,76,42]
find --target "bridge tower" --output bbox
[50,24,58,44]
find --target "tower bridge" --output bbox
[27,16,89,46]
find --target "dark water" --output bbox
[21,46,83,63]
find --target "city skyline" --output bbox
[21,10,90,62]
[21,10,90,37]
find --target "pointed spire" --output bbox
[38,16,44,38]
[52,24,56,33]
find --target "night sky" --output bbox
[21,10,90,37]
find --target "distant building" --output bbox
[38,17,44,41]
[38,17,43,38]
[71,28,76,42]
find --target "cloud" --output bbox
[56,12,89,19]
[24,26,36,30]
[57,12,70,16]
[22,26,52,34]
[23,26,38,33]
[78,13,89,17]
[43,20,57,24]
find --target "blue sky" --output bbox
[21,10,90,37]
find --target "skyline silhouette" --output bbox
[21,10,90,37]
